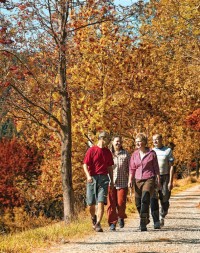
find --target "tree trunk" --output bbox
[59,38,74,221]
[187,161,191,177]
[61,128,74,222]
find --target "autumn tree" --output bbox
[0,0,121,221]
[127,0,200,163]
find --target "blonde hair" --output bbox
[135,133,148,145]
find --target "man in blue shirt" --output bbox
[151,134,174,229]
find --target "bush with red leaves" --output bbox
[0,138,42,209]
[185,108,200,132]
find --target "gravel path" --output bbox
[42,185,200,253]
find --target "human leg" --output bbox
[151,187,160,229]
[88,205,97,228]
[97,202,104,224]
[95,175,109,232]
[134,180,143,215]
[107,186,118,230]
[117,187,128,228]
[135,180,148,231]
[117,187,128,219]
[140,178,155,231]
[140,191,150,231]
[160,175,171,219]
[86,177,97,228]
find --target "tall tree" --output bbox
[0,0,115,221]
[133,0,200,161]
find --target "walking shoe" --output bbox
[160,218,164,227]
[154,221,161,229]
[140,218,148,232]
[140,224,147,231]
[145,218,150,225]
[109,223,116,231]
[118,218,125,228]
[91,215,97,229]
[94,223,103,232]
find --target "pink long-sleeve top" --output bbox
[129,148,160,180]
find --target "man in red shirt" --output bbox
[83,131,114,232]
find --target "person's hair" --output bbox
[153,133,163,139]
[111,135,123,153]
[135,133,148,145]
[98,131,110,140]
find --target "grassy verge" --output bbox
[172,176,200,195]
[0,177,199,253]
[0,211,96,253]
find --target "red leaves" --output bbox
[185,108,200,131]
[0,27,7,33]
[24,70,33,75]
[0,0,6,3]
[89,37,95,42]
[1,51,10,57]
[0,27,14,45]
[0,38,14,44]
[8,66,27,80]
[18,4,26,10]
[0,138,42,208]
[9,65,18,71]
[0,81,10,87]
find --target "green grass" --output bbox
[0,177,199,253]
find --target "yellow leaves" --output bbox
[15,121,23,133]
[52,92,60,102]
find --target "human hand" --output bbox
[157,182,161,190]
[168,182,173,191]
[87,176,93,183]
[109,181,114,190]
[128,180,133,188]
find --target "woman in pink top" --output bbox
[128,133,160,231]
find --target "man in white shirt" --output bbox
[151,134,174,229]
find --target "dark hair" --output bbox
[111,136,123,153]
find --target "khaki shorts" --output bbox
[86,174,109,206]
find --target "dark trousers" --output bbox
[151,174,171,223]
[134,178,155,220]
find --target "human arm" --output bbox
[127,152,131,176]
[108,165,114,189]
[153,152,161,189]
[168,149,174,191]
[128,153,136,188]
[168,162,174,191]
[83,163,93,183]
[128,173,134,188]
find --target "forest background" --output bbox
[0,0,199,234]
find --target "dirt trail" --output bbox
[39,185,200,253]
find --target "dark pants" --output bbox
[135,178,155,220]
[151,174,171,223]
